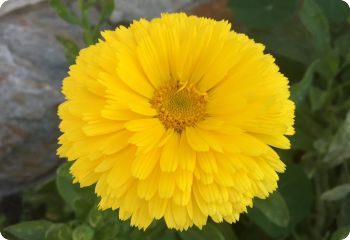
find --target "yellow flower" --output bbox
[58,13,295,230]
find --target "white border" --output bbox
[344,232,350,240]
[0,232,7,240]
[342,0,350,7]
[0,0,9,8]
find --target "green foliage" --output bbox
[229,0,350,238]
[4,220,53,240]
[321,184,350,201]
[228,0,299,29]
[249,192,290,229]
[50,0,115,63]
[50,0,80,25]
[56,36,80,65]
[291,60,319,106]
[246,163,313,238]
[323,110,350,168]
[56,163,96,218]
[72,225,94,240]
[45,224,73,240]
[179,223,230,240]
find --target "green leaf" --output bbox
[247,192,290,238]
[95,223,120,240]
[335,33,350,58]
[331,227,350,240]
[56,163,97,218]
[216,223,238,240]
[248,163,313,238]
[317,49,340,79]
[316,0,350,25]
[4,220,53,240]
[279,163,313,226]
[0,214,6,229]
[50,0,80,25]
[298,0,331,55]
[336,33,350,70]
[45,224,73,240]
[338,196,350,226]
[228,0,299,29]
[73,225,94,240]
[98,0,114,24]
[291,60,319,106]
[251,22,314,65]
[157,231,177,240]
[309,86,328,112]
[247,203,287,238]
[249,192,290,228]
[88,206,103,228]
[321,184,350,201]
[179,223,225,240]
[56,36,80,65]
[324,110,350,167]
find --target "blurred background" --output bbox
[0,0,349,239]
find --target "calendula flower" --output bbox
[58,13,295,230]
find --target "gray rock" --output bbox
[111,0,207,22]
[0,0,45,17]
[0,2,81,198]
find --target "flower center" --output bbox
[151,81,207,132]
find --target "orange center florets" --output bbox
[151,81,207,132]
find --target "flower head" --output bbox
[58,13,295,230]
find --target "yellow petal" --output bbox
[160,133,180,172]
[132,149,160,179]
[185,127,209,152]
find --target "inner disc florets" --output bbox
[151,81,207,132]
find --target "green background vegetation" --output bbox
[1,0,350,239]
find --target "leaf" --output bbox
[73,225,94,240]
[248,163,313,238]
[316,0,350,25]
[298,0,331,55]
[56,163,97,218]
[50,0,80,25]
[157,231,177,240]
[309,86,328,112]
[88,206,104,228]
[4,220,53,240]
[317,49,340,79]
[338,195,350,226]
[98,0,114,24]
[335,33,350,59]
[56,36,80,65]
[179,223,225,240]
[247,203,287,238]
[291,60,319,106]
[251,22,314,65]
[228,0,299,29]
[337,33,350,72]
[45,224,72,240]
[321,184,350,201]
[324,110,350,167]
[249,192,290,228]
[279,163,313,225]
[94,223,120,240]
[331,227,350,240]
[247,192,290,238]
[216,223,238,240]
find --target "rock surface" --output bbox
[111,0,207,22]
[0,2,81,198]
[0,0,45,17]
